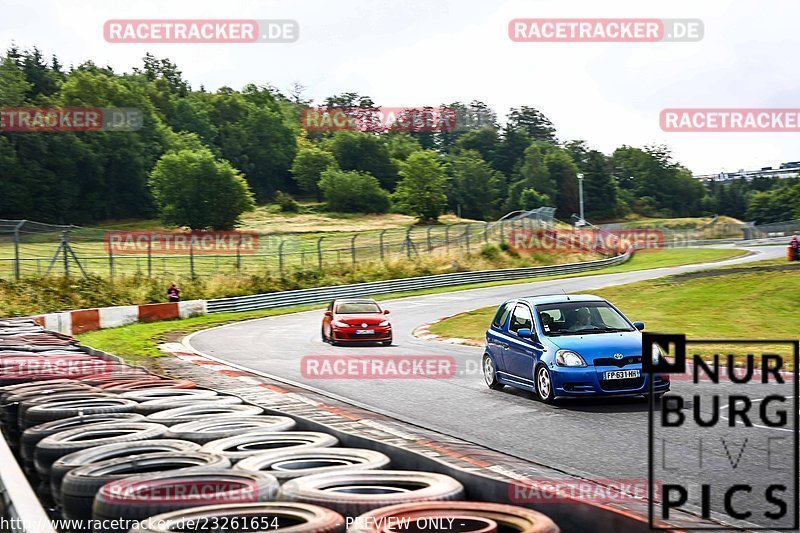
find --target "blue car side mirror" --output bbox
[517,328,534,338]
[633,321,645,331]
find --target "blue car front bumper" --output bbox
[550,364,670,397]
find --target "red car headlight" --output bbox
[331,320,349,328]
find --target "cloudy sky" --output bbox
[2,0,797,174]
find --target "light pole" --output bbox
[576,173,586,227]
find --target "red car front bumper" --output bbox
[331,326,392,342]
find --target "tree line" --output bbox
[0,47,797,228]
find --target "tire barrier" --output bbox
[1,384,99,451]
[99,379,196,392]
[347,501,560,533]
[0,318,566,533]
[134,396,244,415]
[23,397,139,429]
[278,470,465,518]
[50,439,201,507]
[118,388,219,403]
[17,392,119,430]
[21,413,146,464]
[129,502,346,533]
[61,451,231,521]
[164,416,297,444]
[34,422,169,479]
[201,431,339,463]
[94,470,281,533]
[235,448,391,481]
[145,404,265,426]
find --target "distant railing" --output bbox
[206,249,632,313]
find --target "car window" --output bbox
[492,303,512,328]
[509,305,533,334]
[536,301,634,336]
[336,302,381,314]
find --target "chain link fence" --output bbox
[0,208,563,280]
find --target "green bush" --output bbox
[274,191,300,212]
[318,169,391,213]
[479,244,501,260]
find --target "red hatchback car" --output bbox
[322,298,392,346]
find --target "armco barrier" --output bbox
[206,250,633,313]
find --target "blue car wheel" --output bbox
[535,365,555,403]
[482,355,504,390]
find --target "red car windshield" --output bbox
[336,302,381,314]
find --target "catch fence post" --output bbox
[379,229,388,261]
[13,220,24,281]
[317,237,325,270]
[351,235,358,267]
[278,240,285,275]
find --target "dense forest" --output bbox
[0,47,797,227]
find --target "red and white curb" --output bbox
[413,318,483,347]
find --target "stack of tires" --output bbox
[0,319,559,533]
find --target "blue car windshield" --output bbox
[536,301,634,336]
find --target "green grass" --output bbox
[429,259,800,359]
[76,305,319,369]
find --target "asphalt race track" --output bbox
[188,245,792,525]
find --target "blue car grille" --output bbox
[593,356,641,368]
[599,377,644,391]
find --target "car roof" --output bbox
[334,298,378,304]
[516,294,606,306]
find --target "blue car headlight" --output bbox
[556,349,587,367]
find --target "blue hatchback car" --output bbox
[482,294,670,402]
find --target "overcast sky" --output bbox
[2,0,797,175]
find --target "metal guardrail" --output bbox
[207,250,633,313]
[0,433,57,533]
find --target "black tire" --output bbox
[129,503,345,533]
[34,422,168,479]
[21,412,145,463]
[24,397,139,429]
[483,355,504,390]
[50,439,201,507]
[118,388,218,403]
[535,365,556,404]
[61,452,231,521]
[278,470,464,518]
[93,470,280,533]
[18,392,117,430]
[3,386,98,432]
[145,404,264,426]
[201,431,338,463]
[381,339,392,346]
[348,501,559,533]
[321,327,329,343]
[164,416,297,445]
[134,396,243,415]
[235,447,390,481]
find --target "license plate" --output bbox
[355,329,374,335]
[605,370,640,380]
